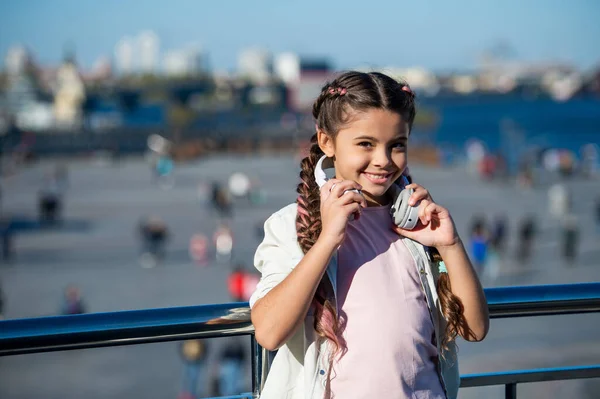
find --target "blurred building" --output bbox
[113,31,160,76]
[450,75,479,95]
[237,48,272,83]
[81,56,113,84]
[163,45,206,77]
[541,69,583,102]
[53,55,86,129]
[114,36,135,75]
[5,74,41,114]
[3,46,54,131]
[274,52,332,111]
[138,31,160,75]
[477,48,583,99]
[4,46,31,76]
[274,53,301,85]
[376,67,440,96]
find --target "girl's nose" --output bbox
[373,150,392,167]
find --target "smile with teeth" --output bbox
[363,172,393,184]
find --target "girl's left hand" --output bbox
[391,183,459,248]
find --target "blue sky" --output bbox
[1,0,599,72]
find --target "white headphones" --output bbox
[314,155,420,229]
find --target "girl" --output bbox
[250,71,489,399]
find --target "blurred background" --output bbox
[0,1,599,398]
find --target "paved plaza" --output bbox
[1,154,599,398]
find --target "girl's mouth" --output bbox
[362,172,393,184]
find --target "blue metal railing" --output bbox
[1,282,600,398]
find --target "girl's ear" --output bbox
[317,129,335,158]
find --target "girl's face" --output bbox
[319,108,410,206]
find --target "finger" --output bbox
[343,202,361,218]
[432,204,450,220]
[409,187,430,206]
[320,179,341,201]
[418,199,431,225]
[407,183,434,202]
[330,180,362,199]
[321,178,341,193]
[424,202,438,222]
[338,191,366,207]
[391,223,417,239]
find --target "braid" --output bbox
[296,134,345,360]
[429,248,476,350]
[296,133,324,251]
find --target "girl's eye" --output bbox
[392,142,406,149]
[358,141,373,148]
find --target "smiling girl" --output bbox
[250,71,489,399]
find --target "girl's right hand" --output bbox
[318,179,367,248]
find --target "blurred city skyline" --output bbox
[1,0,599,73]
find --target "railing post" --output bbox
[505,383,517,399]
[251,334,270,397]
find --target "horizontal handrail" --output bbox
[1,283,599,399]
[0,302,252,356]
[460,364,600,387]
[485,282,600,318]
[1,283,599,357]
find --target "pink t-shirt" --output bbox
[330,204,446,399]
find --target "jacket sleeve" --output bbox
[249,212,299,309]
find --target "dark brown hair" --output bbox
[295,71,469,359]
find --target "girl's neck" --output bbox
[364,191,393,207]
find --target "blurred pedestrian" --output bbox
[227,264,261,302]
[548,182,570,220]
[138,216,170,268]
[595,196,600,235]
[0,280,5,319]
[227,264,247,302]
[38,171,65,225]
[155,154,175,189]
[517,216,537,263]
[561,214,579,265]
[0,217,14,262]
[484,214,508,283]
[189,233,209,266]
[228,172,251,199]
[61,284,86,315]
[218,338,246,396]
[469,216,489,277]
[213,223,233,264]
[490,214,508,255]
[178,339,209,399]
[211,181,232,218]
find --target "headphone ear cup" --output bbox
[392,188,419,229]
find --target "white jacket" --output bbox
[249,203,460,399]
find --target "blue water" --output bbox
[89,95,599,156]
[417,95,600,154]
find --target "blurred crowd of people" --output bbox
[464,139,599,188]
[467,190,599,284]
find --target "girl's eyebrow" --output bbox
[353,135,378,141]
[353,135,408,142]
